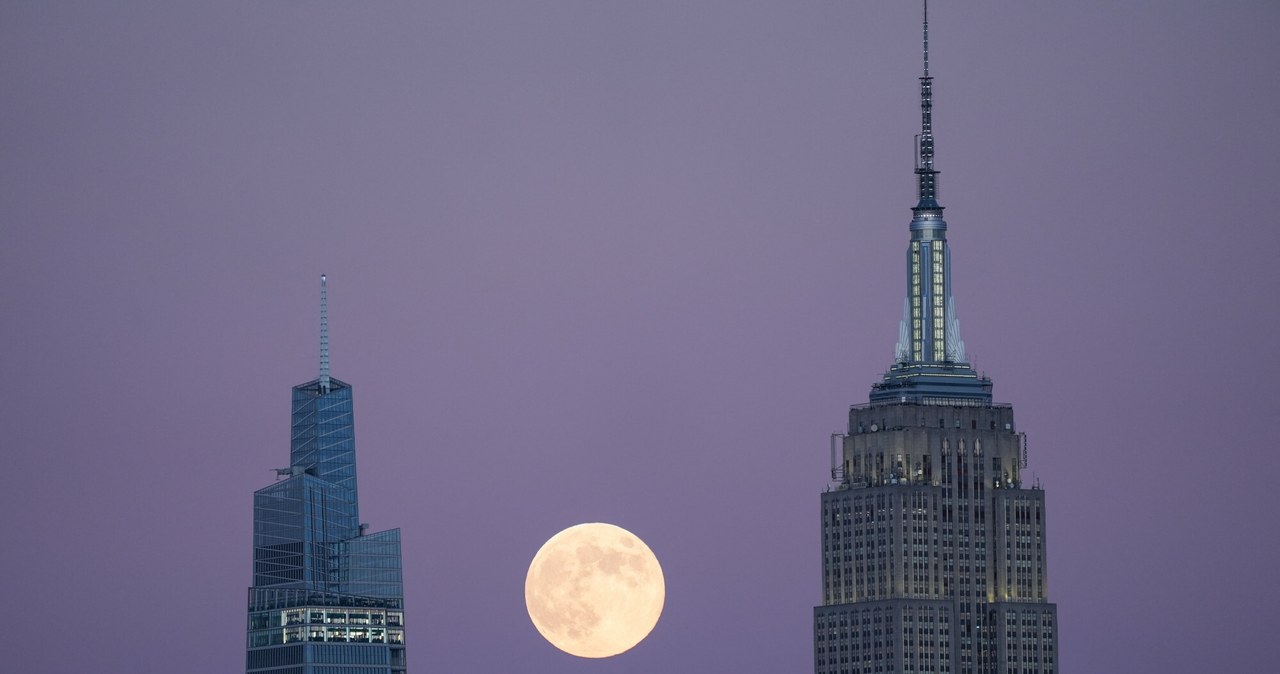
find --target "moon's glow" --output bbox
[524,522,665,658]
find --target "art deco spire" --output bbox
[319,274,331,393]
[876,0,990,404]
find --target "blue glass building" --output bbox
[247,277,407,674]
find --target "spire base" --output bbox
[870,361,992,406]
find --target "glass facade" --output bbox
[248,377,406,674]
[291,379,360,508]
[338,529,404,599]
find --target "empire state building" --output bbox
[814,5,1059,673]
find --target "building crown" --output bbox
[872,0,992,406]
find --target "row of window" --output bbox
[251,608,404,629]
[249,626,405,648]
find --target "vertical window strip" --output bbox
[911,244,923,360]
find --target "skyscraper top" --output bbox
[319,274,330,393]
[818,10,1058,671]
[873,0,992,405]
[250,280,406,673]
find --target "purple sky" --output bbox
[3,2,1279,672]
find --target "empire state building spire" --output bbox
[875,0,991,405]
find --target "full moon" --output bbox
[524,522,665,658]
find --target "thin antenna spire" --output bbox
[923,0,930,78]
[915,0,938,204]
[319,274,330,393]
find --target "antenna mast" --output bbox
[319,274,330,393]
[916,0,938,203]
[923,0,930,78]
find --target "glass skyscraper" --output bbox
[247,276,407,674]
[814,5,1058,673]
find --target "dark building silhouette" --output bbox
[247,276,407,674]
[814,5,1059,673]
